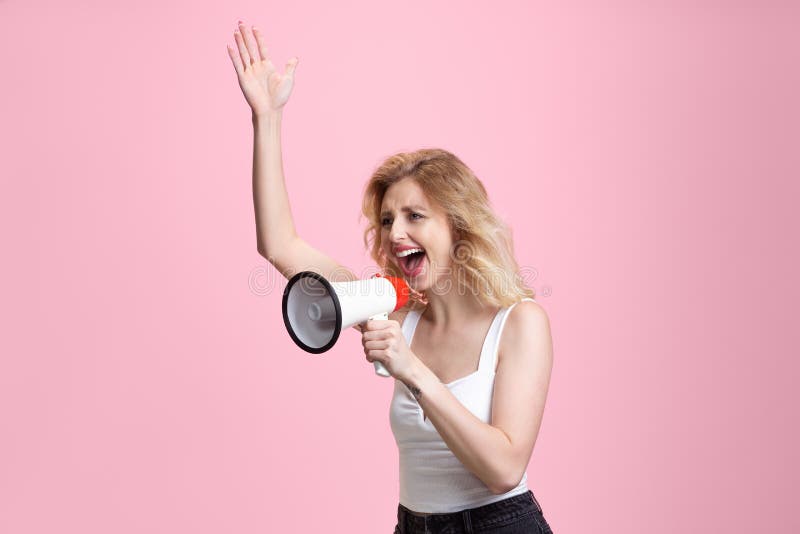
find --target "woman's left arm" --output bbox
[405,301,553,494]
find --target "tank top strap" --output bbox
[402,298,536,375]
[481,297,537,374]
[401,307,424,347]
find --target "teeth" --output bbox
[396,248,424,258]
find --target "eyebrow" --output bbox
[380,205,428,217]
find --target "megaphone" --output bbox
[282,271,411,377]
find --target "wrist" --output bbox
[252,109,283,124]
[402,356,436,399]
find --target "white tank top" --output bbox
[389,298,536,513]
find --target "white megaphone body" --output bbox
[282,271,411,377]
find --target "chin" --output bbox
[411,269,437,291]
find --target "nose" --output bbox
[387,219,407,243]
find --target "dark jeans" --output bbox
[393,490,553,533]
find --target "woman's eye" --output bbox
[381,213,421,227]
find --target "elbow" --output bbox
[489,468,525,495]
[257,247,276,267]
[257,244,280,265]
[489,481,515,496]
[257,243,274,260]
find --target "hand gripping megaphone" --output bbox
[282,271,411,377]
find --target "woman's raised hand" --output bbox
[227,21,298,117]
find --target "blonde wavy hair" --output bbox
[360,148,535,311]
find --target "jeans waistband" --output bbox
[397,490,543,533]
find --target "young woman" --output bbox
[228,21,554,533]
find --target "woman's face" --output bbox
[380,178,456,292]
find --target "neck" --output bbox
[418,286,495,330]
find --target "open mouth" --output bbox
[397,249,427,277]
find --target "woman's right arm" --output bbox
[251,111,357,283]
[228,22,358,285]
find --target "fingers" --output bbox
[228,22,294,81]
[364,319,393,331]
[285,57,299,77]
[362,329,391,342]
[364,340,389,351]
[226,44,244,76]
[366,349,386,363]
[237,22,261,63]
[252,27,272,65]
[233,30,251,68]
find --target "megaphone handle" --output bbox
[368,312,391,377]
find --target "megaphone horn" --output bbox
[282,271,410,377]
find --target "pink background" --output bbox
[1,1,797,532]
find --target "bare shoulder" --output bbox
[508,300,549,328]
[498,300,552,366]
